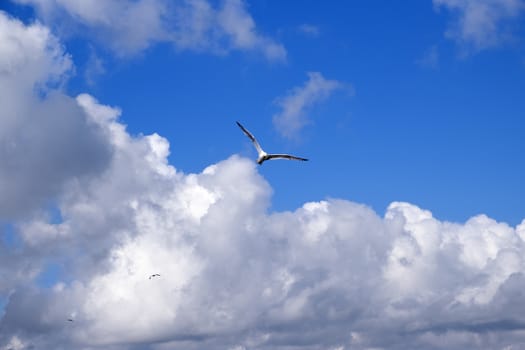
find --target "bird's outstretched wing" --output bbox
[236,121,264,155]
[266,154,308,162]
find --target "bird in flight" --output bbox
[236,121,308,165]
[67,318,74,322]
[149,274,161,280]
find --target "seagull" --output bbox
[149,274,161,280]
[236,121,308,165]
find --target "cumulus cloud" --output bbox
[12,0,286,60]
[0,11,112,220]
[273,72,349,138]
[3,7,525,350]
[1,90,525,349]
[434,0,525,53]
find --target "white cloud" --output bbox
[216,0,286,60]
[0,11,112,220]
[0,11,70,89]
[3,8,525,350]
[273,72,349,138]
[12,0,286,60]
[298,24,320,37]
[2,90,525,349]
[434,0,525,53]
[13,0,171,56]
[170,0,286,60]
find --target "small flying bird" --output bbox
[67,318,74,322]
[149,274,161,280]
[236,121,308,165]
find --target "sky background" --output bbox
[0,0,524,349]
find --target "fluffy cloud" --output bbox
[12,0,286,60]
[273,72,349,139]
[0,12,111,332]
[434,0,525,53]
[13,0,168,55]
[0,11,112,220]
[2,7,525,350]
[2,91,525,349]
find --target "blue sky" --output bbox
[4,0,524,225]
[1,1,525,349]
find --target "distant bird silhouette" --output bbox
[67,318,74,322]
[149,274,161,280]
[236,121,308,165]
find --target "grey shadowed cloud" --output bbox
[0,11,112,220]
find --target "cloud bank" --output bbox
[434,0,525,53]
[2,113,525,349]
[2,8,525,350]
[12,0,286,60]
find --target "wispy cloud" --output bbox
[298,23,320,37]
[12,0,286,61]
[216,0,286,60]
[434,0,525,53]
[84,47,105,86]
[417,45,440,69]
[273,72,349,138]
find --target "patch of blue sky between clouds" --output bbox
[0,297,7,320]
[1,224,22,250]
